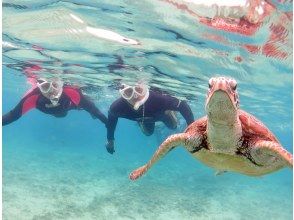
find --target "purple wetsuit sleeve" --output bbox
[107,110,118,141]
[160,95,194,125]
[78,93,108,124]
[106,99,124,141]
[177,100,194,125]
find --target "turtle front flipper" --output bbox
[129,133,193,180]
[250,140,293,168]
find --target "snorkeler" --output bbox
[105,82,194,154]
[2,78,108,126]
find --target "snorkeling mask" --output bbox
[37,78,63,106]
[119,83,149,110]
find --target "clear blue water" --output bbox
[2,1,293,219]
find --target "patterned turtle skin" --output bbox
[130,76,293,180]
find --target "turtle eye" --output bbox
[230,80,237,90]
[208,78,214,89]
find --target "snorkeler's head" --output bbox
[119,83,149,110]
[37,78,63,106]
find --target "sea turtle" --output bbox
[130,76,293,180]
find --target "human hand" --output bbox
[105,140,115,154]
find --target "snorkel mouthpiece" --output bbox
[50,98,60,106]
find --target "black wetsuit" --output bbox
[107,91,194,140]
[2,86,108,125]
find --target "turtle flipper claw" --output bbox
[129,165,147,180]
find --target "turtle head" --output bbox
[205,77,239,125]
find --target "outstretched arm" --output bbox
[2,94,38,126]
[104,111,119,154]
[129,133,190,180]
[107,111,118,141]
[79,94,108,124]
[3,110,22,126]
